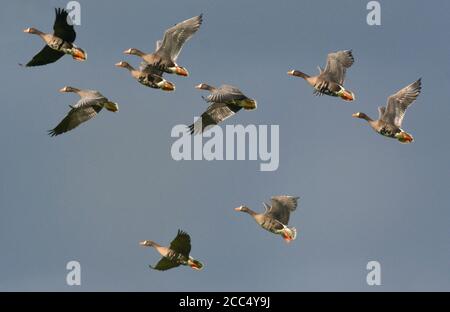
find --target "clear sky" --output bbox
[0,0,449,291]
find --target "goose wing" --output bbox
[168,230,191,258]
[25,46,65,67]
[188,102,242,134]
[382,79,422,127]
[265,196,299,225]
[150,257,180,271]
[321,50,354,85]
[156,15,203,62]
[48,105,102,136]
[205,85,247,103]
[53,8,76,43]
[139,61,164,77]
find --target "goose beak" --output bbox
[287,70,296,76]
[123,49,132,54]
[114,62,124,67]
[352,113,359,118]
[139,241,146,246]
[23,28,32,33]
[234,206,242,211]
[59,87,69,93]
[194,84,202,89]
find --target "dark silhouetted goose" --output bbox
[235,196,299,242]
[49,86,118,137]
[115,61,175,91]
[23,8,86,67]
[123,15,202,77]
[140,230,203,271]
[188,83,257,134]
[352,78,421,143]
[288,50,355,101]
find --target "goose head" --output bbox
[195,83,213,91]
[139,240,156,247]
[123,48,145,57]
[59,86,79,93]
[23,27,40,34]
[352,112,370,120]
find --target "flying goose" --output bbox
[123,15,203,77]
[288,50,355,101]
[188,83,257,134]
[22,8,86,67]
[140,230,203,271]
[235,196,299,242]
[352,78,421,143]
[115,61,175,91]
[49,86,118,137]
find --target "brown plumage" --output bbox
[115,61,175,91]
[288,50,355,101]
[188,83,257,134]
[123,15,203,77]
[235,195,299,242]
[49,86,118,137]
[139,230,203,271]
[23,8,86,67]
[352,78,421,143]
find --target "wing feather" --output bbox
[156,15,203,61]
[382,79,422,127]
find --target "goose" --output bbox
[123,15,202,77]
[235,196,299,242]
[352,78,421,143]
[23,8,86,67]
[188,83,257,134]
[140,230,203,271]
[49,86,118,137]
[288,50,355,101]
[115,61,175,91]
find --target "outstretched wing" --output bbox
[139,61,164,77]
[382,79,422,127]
[321,50,354,85]
[150,257,180,271]
[48,105,102,137]
[156,15,203,61]
[378,106,386,120]
[188,102,242,135]
[205,85,248,103]
[169,230,191,257]
[265,195,299,225]
[53,8,76,43]
[25,45,65,67]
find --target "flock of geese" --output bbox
[22,9,423,271]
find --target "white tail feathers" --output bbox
[285,226,297,241]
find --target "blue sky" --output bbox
[0,0,449,291]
